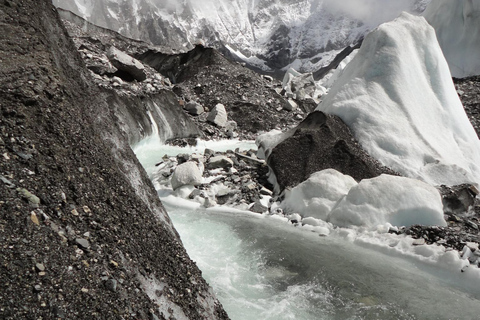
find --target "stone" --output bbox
[207,103,228,127]
[75,238,90,250]
[106,46,147,82]
[17,188,40,208]
[105,278,118,292]
[206,156,234,170]
[184,101,205,116]
[466,220,479,230]
[259,187,273,196]
[112,76,123,85]
[0,175,15,188]
[35,263,45,272]
[171,161,203,190]
[284,99,298,111]
[30,212,40,225]
[190,154,205,163]
[176,153,190,164]
[204,148,215,157]
[250,200,268,214]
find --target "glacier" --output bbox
[317,12,480,186]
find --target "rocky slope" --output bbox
[0,0,228,319]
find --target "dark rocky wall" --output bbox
[0,0,228,319]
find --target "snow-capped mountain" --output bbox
[52,0,430,72]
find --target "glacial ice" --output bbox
[282,169,357,221]
[317,12,480,186]
[424,0,480,78]
[328,174,446,228]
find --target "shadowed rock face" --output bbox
[0,1,228,319]
[268,111,397,192]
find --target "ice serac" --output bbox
[317,12,480,187]
[424,0,480,78]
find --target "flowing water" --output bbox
[134,139,480,320]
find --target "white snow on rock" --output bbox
[423,0,480,78]
[170,161,203,190]
[282,169,357,221]
[328,174,446,228]
[317,12,480,186]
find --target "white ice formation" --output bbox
[317,12,480,187]
[328,174,446,228]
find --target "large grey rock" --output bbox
[184,101,205,116]
[206,156,233,170]
[107,46,147,82]
[171,161,203,190]
[207,103,228,127]
[268,111,397,193]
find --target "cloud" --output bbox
[323,0,422,26]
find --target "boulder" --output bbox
[107,46,147,82]
[268,111,397,193]
[184,101,205,116]
[207,103,228,127]
[171,161,203,190]
[206,156,233,170]
[438,184,478,215]
[284,99,298,111]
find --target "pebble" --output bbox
[35,263,45,272]
[75,238,90,249]
[105,279,118,292]
[30,212,40,225]
[17,188,41,207]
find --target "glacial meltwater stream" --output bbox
[134,138,480,320]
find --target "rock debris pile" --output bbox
[153,148,273,213]
[60,18,173,96]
